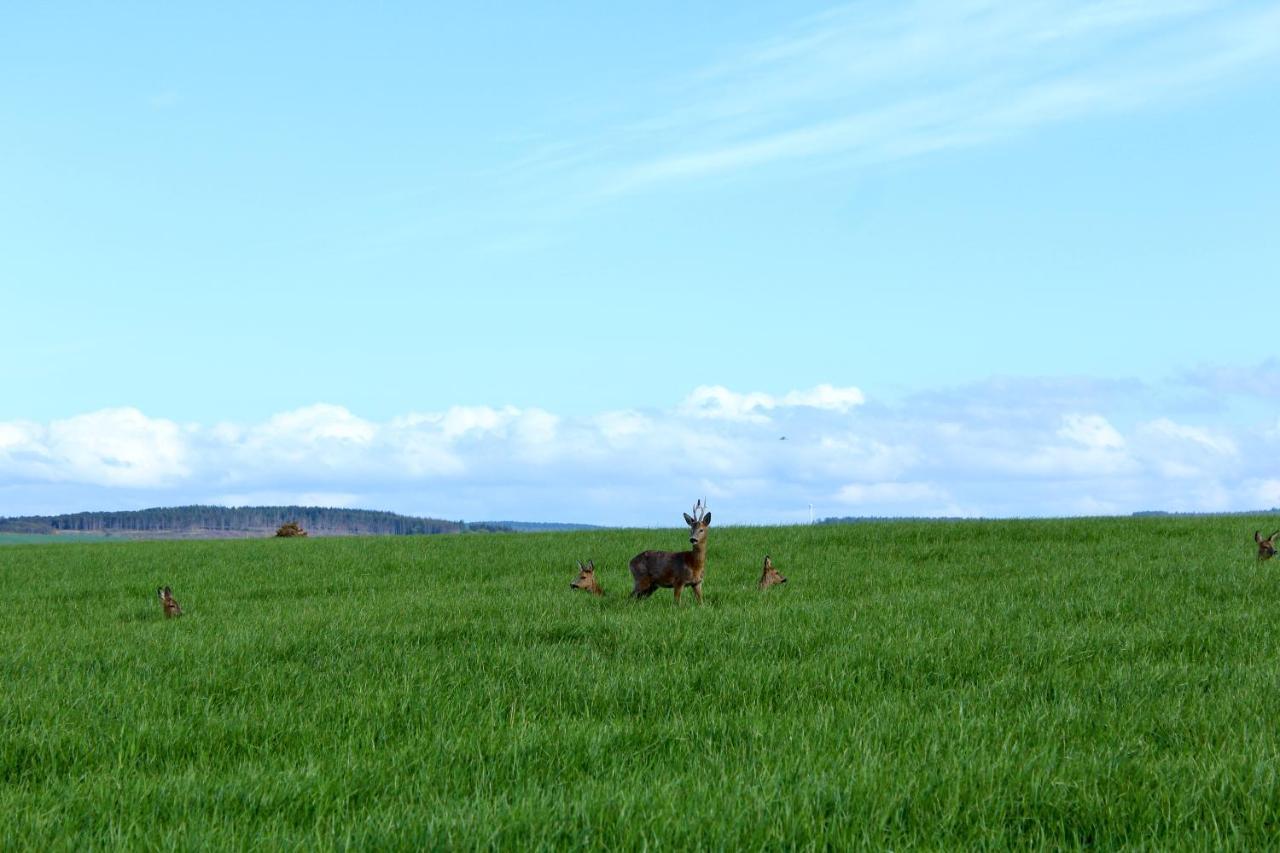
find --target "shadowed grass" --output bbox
[2,516,1279,848]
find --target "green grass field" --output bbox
[3,516,1280,848]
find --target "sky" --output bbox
[2,1,1279,525]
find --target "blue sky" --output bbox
[2,1,1279,524]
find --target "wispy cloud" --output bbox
[2,365,1279,523]
[512,0,1280,200]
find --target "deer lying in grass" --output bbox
[629,499,710,604]
[758,555,787,589]
[1257,531,1278,562]
[570,560,603,596]
[157,586,183,618]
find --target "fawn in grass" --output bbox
[157,586,183,618]
[1257,531,1278,562]
[629,499,711,604]
[571,560,604,596]
[758,555,787,589]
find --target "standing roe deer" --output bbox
[1257,530,1278,561]
[157,585,183,618]
[629,499,711,604]
[570,560,604,596]
[758,555,787,589]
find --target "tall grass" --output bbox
[3,516,1279,848]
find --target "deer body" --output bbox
[1257,530,1278,561]
[157,586,183,618]
[629,501,710,604]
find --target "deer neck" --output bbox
[686,539,707,569]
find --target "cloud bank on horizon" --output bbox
[3,367,1278,526]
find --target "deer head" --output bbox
[682,498,711,548]
[157,585,183,618]
[570,560,603,596]
[1257,530,1278,561]
[758,555,787,589]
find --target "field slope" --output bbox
[3,516,1280,848]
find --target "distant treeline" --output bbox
[484,521,605,532]
[818,516,974,525]
[819,509,1280,526]
[0,505,512,536]
[1132,509,1280,518]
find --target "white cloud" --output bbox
[593,410,651,443]
[835,481,947,505]
[17,408,191,488]
[680,383,865,421]
[1059,414,1125,450]
[0,421,44,459]
[680,386,778,422]
[1140,418,1238,455]
[781,384,866,412]
[2,373,1279,522]
[439,406,519,440]
[254,404,376,445]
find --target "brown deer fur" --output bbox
[570,560,604,596]
[1257,530,1279,562]
[157,586,183,618]
[629,500,710,604]
[758,555,787,589]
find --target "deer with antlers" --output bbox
[629,499,711,604]
[1256,531,1278,562]
[570,560,604,596]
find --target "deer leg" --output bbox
[673,583,683,605]
[693,583,703,605]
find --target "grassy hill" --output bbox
[2,515,1279,847]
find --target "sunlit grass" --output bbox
[3,516,1279,847]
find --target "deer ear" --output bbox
[683,513,695,525]
[1258,531,1264,543]
[702,512,711,525]
[587,560,595,571]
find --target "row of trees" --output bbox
[0,505,510,536]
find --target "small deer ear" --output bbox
[702,512,711,525]
[587,560,595,571]
[683,513,695,526]
[1258,531,1264,543]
